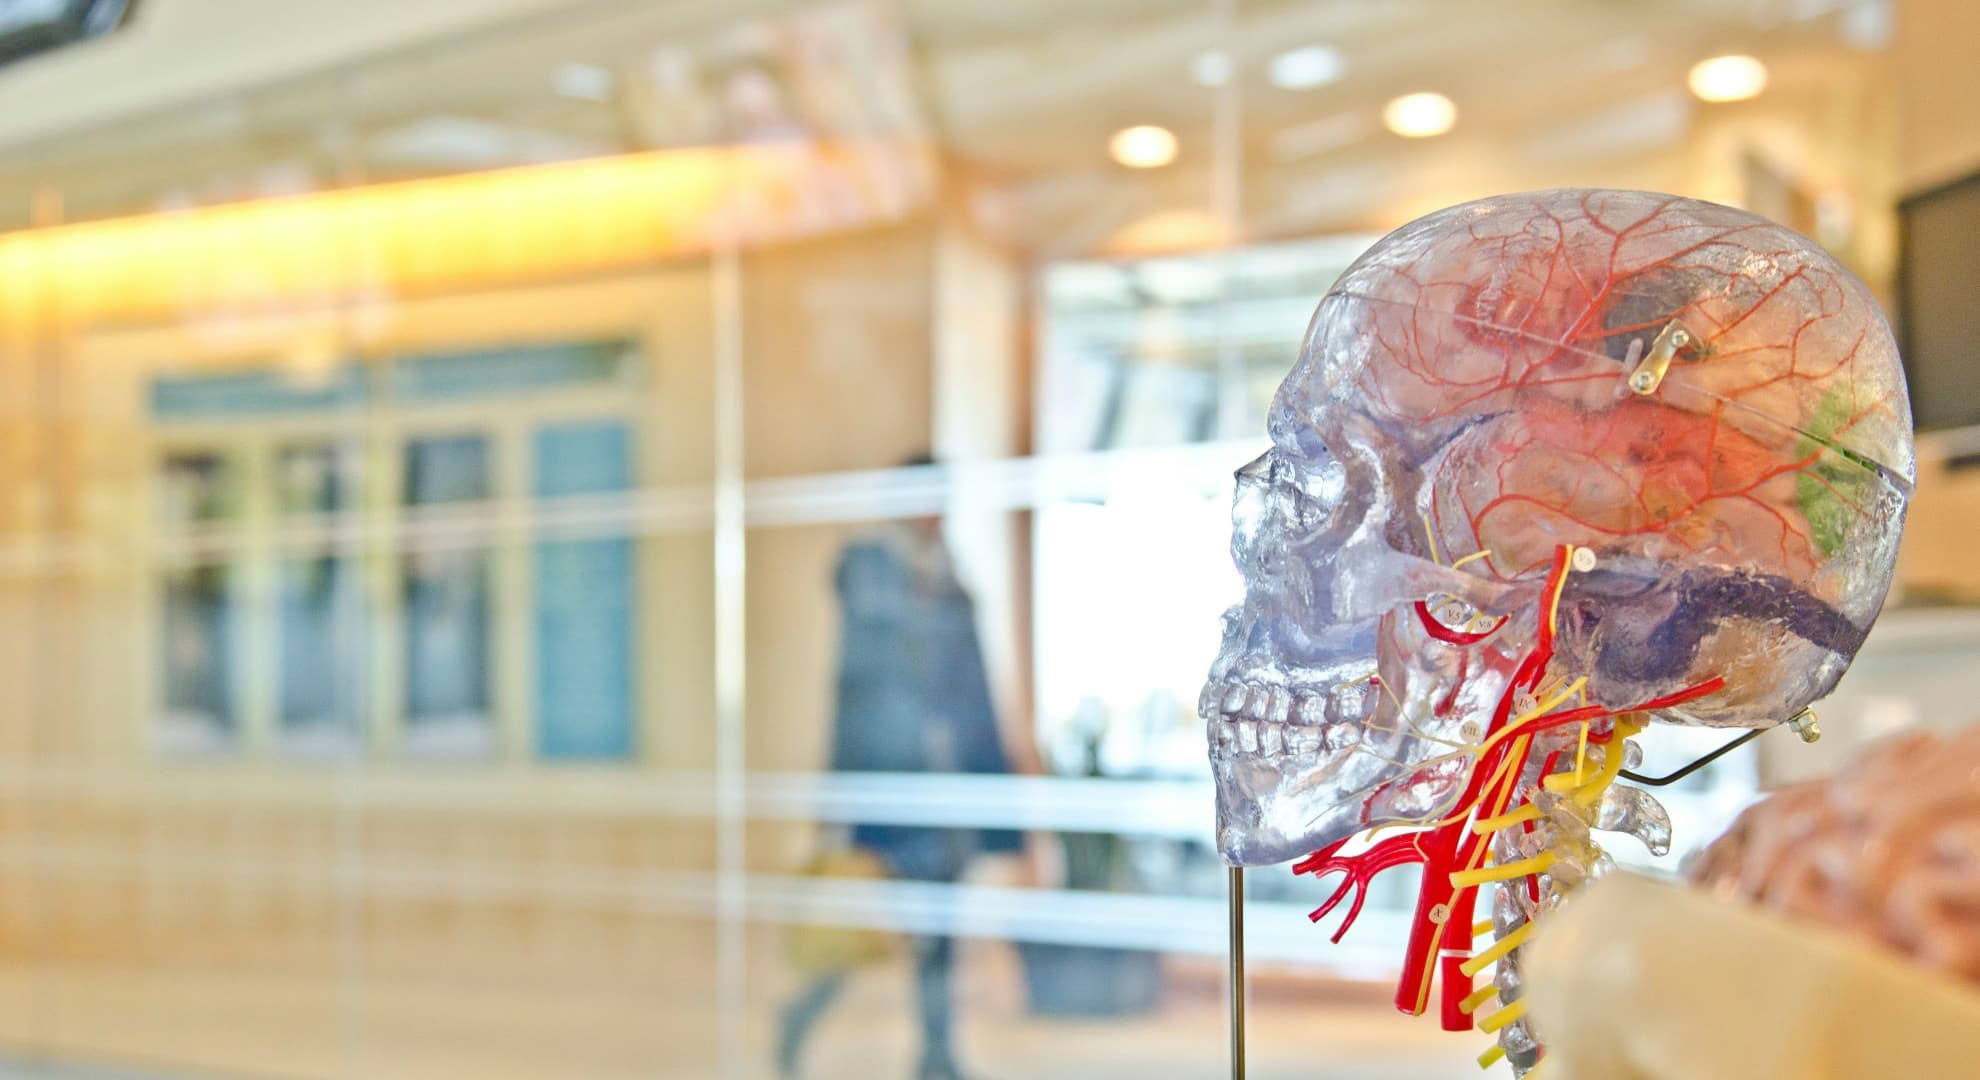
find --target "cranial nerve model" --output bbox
[1199,189,1914,1074]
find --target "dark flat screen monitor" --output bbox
[1899,172,1980,432]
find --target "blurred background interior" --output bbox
[0,0,1977,1077]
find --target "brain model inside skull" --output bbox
[1691,728,1980,984]
[1200,189,1913,1071]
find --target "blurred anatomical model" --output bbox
[1527,728,1980,1078]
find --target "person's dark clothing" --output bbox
[830,536,1019,868]
[779,531,1012,1078]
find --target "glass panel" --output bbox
[155,449,242,754]
[1038,236,1375,453]
[392,341,634,404]
[743,493,1449,1075]
[149,365,371,421]
[1033,476,1236,779]
[746,509,1037,1075]
[533,419,636,760]
[274,441,366,754]
[401,433,494,758]
[0,0,1939,1077]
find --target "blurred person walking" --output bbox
[778,455,1018,1080]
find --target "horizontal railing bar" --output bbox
[0,763,1744,850]
[0,442,1259,573]
[0,764,1217,839]
[0,837,1398,975]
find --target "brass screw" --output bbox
[1788,708,1821,744]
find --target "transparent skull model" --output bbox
[1200,189,1913,1070]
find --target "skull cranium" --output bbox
[1203,189,1913,868]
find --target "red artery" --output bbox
[1294,545,1722,1031]
[1299,655,1543,1028]
[1414,601,1508,645]
[1292,834,1428,944]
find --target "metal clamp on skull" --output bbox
[1625,319,1696,396]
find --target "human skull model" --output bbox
[1200,189,1912,1068]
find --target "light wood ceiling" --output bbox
[0,0,1895,253]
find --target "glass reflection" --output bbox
[780,470,1018,1079]
[0,0,1927,1077]
[275,441,365,753]
[401,433,495,756]
[156,450,241,753]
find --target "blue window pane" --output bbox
[159,563,237,750]
[148,342,631,421]
[157,451,240,754]
[533,420,634,760]
[151,365,369,421]
[404,434,491,505]
[278,556,364,749]
[275,441,365,753]
[393,343,630,405]
[403,435,494,757]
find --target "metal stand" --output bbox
[1229,866,1246,1080]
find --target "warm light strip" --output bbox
[0,139,927,327]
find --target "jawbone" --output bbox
[1213,749,1379,866]
[1203,677,1455,867]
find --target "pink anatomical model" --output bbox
[1201,189,1913,1072]
[1691,728,1980,985]
[1520,729,1980,1079]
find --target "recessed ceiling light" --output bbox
[552,62,614,102]
[1190,50,1233,87]
[1268,44,1345,90]
[1687,55,1768,103]
[1382,92,1457,138]
[1109,125,1179,169]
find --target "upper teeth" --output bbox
[1199,678,1366,760]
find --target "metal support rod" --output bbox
[1229,865,1246,1080]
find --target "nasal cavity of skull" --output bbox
[1238,452,1334,537]
[1254,478,1322,537]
